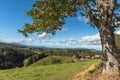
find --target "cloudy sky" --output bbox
[0,0,120,50]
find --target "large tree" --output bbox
[19,0,120,74]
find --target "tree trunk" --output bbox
[99,26,119,74]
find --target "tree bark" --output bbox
[99,25,119,74]
[93,0,119,74]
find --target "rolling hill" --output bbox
[0,59,100,80]
[0,42,27,47]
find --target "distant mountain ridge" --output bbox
[0,42,101,51]
[0,42,27,47]
[0,42,49,49]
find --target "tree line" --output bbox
[0,46,47,69]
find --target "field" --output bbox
[0,59,100,80]
[31,56,72,66]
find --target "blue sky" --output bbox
[0,0,120,50]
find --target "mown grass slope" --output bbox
[31,56,72,66]
[0,59,100,80]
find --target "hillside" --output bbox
[0,46,101,69]
[31,56,72,66]
[0,59,100,80]
[0,42,27,47]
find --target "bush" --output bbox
[51,57,61,64]
[23,58,32,67]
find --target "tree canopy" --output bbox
[19,0,120,36]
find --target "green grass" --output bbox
[0,59,100,80]
[31,56,72,66]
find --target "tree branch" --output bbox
[83,1,99,28]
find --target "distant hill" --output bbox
[0,42,27,47]
[0,42,101,52]
[0,42,50,49]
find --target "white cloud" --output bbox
[11,39,25,43]
[0,39,4,42]
[28,39,34,42]
[59,40,67,44]
[24,32,51,44]
[0,39,25,44]
[37,32,50,39]
[58,37,101,50]
[80,33,101,45]
[68,38,76,42]
[115,30,120,34]
[26,30,119,49]
[78,16,89,23]
[59,38,77,44]
[35,40,46,43]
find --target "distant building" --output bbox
[71,54,84,62]
[85,56,91,59]
[94,55,101,59]
[91,56,95,59]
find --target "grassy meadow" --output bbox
[0,59,100,80]
[31,56,72,66]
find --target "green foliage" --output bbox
[18,0,85,36]
[44,49,100,57]
[19,0,120,36]
[0,59,100,80]
[0,46,46,69]
[23,58,32,67]
[0,47,33,69]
